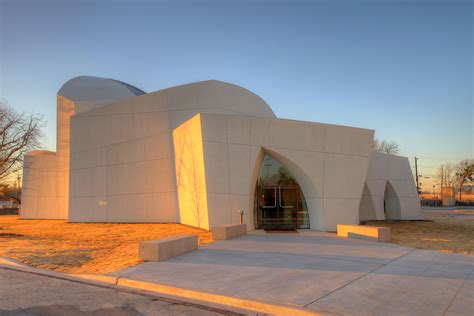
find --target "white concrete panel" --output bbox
[324,125,374,156]
[145,159,176,193]
[90,166,106,197]
[104,98,136,115]
[106,113,144,145]
[69,196,107,222]
[139,91,168,112]
[106,138,145,165]
[230,194,250,226]
[144,133,172,160]
[389,155,414,180]
[146,192,179,222]
[197,108,235,115]
[390,179,419,198]
[226,116,250,144]
[207,193,231,228]
[228,144,250,195]
[91,196,108,222]
[306,197,324,231]
[69,169,82,198]
[202,141,230,194]
[106,164,130,195]
[71,115,106,152]
[69,151,81,171]
[250,117,271,146]
[143,111,169,136]
[263,119,324,152]
[366,152,389,180]
[323,198,361,231]
[365,179,387,197]
[200,114,227,143]
[107,194,147,222]
[324,153,369,199]
[20,189,38,219]
[168,109,199,129]
[86,147,106,168]
[165,83,199,111]
[129,162,147,194]
[372,196,386,220]
[399,197,423,219]
[69,197,92,222]
[268,147,324,199]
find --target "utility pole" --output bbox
[440,165,443,198]
[415,157,420,195]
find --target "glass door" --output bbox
[256,185,299,230]
[253,154,310,230]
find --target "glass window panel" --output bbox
[254,154,310,229]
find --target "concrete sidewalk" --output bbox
[115,231,474,316]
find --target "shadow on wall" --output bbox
[359,183,376,221]
[359,180,402,222]
[384,181,401,220]
[173,115,209,230]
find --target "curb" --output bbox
[115,277,326,316]
[0,257,329,315]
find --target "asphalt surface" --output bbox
[0,267,237,316]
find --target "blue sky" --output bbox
[1,0,472,183]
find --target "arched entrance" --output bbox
[253,154,310,230]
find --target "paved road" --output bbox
[422,207,474,219]
[0,267,234,316]
[117,231,474,316]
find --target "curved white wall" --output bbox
[359,152,422,221]
[68,80,276,223]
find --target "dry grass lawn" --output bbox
[366,215,474,255]
[0,216,212,274]
[1,212,472,275]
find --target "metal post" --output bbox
[415,157,420,195]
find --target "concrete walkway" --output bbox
[115,231,474,315]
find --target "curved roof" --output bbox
[61,77,276,119]
[157,80,276,118]
[58,76,145,104]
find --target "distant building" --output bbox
[21,76,422,231]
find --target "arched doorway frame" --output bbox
[247,147,323,230]
[384,180,401,220]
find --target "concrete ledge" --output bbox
[117,277,322,315]
[337,224,391,242]
[139,235,198,262]
[211,223,247,240]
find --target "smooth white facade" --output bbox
[21,77,422,230]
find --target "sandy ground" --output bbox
[0,216,212,274]
[366,212,474,255]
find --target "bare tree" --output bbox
[372,138,400,155]
[454,159,474,201]
[0,100,45,182]
[174,123,207,229]
[437,163,457,187]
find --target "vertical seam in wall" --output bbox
[104,113,109,221]
[247,117,252,227]
[225,116,232,224]
[142,111,147,221]
[322,126,326,230]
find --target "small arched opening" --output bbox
[359,183,377,222]
[384,181,401,220]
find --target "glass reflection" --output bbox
[254,155,310,229]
